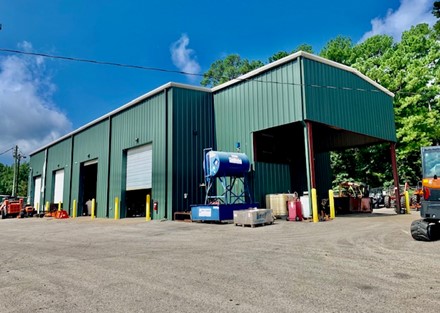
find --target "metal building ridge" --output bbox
[30,51,394,156]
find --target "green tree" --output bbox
[201,54,264,87]
[0,163,13,195]
[319,36,354,65]
[0,162,29,196]
[268,51,289,63]
[382,24,440,181]
[351,35,394,75]
[433,1,440,33]
[294,44,313,54]
[17,162,30,196]
[268,44,314,63]
[321,25,439,185]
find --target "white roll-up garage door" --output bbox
[126,144,152,191]
[53,169,64,203]
[34,177,42,209]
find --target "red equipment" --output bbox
[54,210,69,219]
[1,198,23,219]
[287,199,303,221]
[1,198,37,219]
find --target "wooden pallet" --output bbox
[174,211,192,222]
[234,221,273,228]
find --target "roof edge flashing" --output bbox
[212,51,394,98]
[30,82,211,156]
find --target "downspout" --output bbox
[27,167,32,205]
[390,143,402,213]
[164,88,169,220]
[106,115,112,218]
[41,149,48,207]
[68,135,74,215]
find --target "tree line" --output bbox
[1,3,439,196]
[0,163,29,196]
[201,3,440,188]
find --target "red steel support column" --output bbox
[306,121,316,189]
[390,143,402,213]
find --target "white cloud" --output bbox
[0,42,72,164]
[170,34,201,79]
[360,0,436,42]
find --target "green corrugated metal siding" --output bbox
[110,91,167,219]
[214,61,303,206]
[170,88,214,214]
[70,120,110,217]
[253,162,291,207]
[30,151,45,178]
[302,58,396,142]
[213,60,303,155]
[28,54,397,220]
[29,150,46,206]
[46,138,72,208]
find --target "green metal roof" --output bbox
[29,82,211,156]
[212,51,394,97]
[31,51,395,156]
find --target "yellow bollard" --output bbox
[45,201,49,214]
[58,201,61,211]
[146,194,151,221]
[114,197,119,220]
[405,191,411,214]
[73,200,77,218]
[91,198,96,219]
[329,190,335,219]
[312,188,319,223]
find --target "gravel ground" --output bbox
[0,208,439,313]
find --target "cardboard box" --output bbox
[233,209,273,227]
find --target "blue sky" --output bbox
[0,0,436,164]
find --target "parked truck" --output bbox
[410,146,440,241]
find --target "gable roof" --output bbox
[30,52,394,156]
[30,82,210,156]
[211,51,394,97]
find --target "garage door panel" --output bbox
[126,144,152,191]
[54,170,64,203]
[34,177,42,209]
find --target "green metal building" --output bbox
[28,51,398,219]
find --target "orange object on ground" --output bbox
[54,210,69,219]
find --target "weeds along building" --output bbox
[28,51,397,219]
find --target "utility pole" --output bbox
[12,145,26,197]
[12,146,19,197]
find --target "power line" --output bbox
[0,48,203,77]
[0,47,430,96]
[0,147,13,156]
